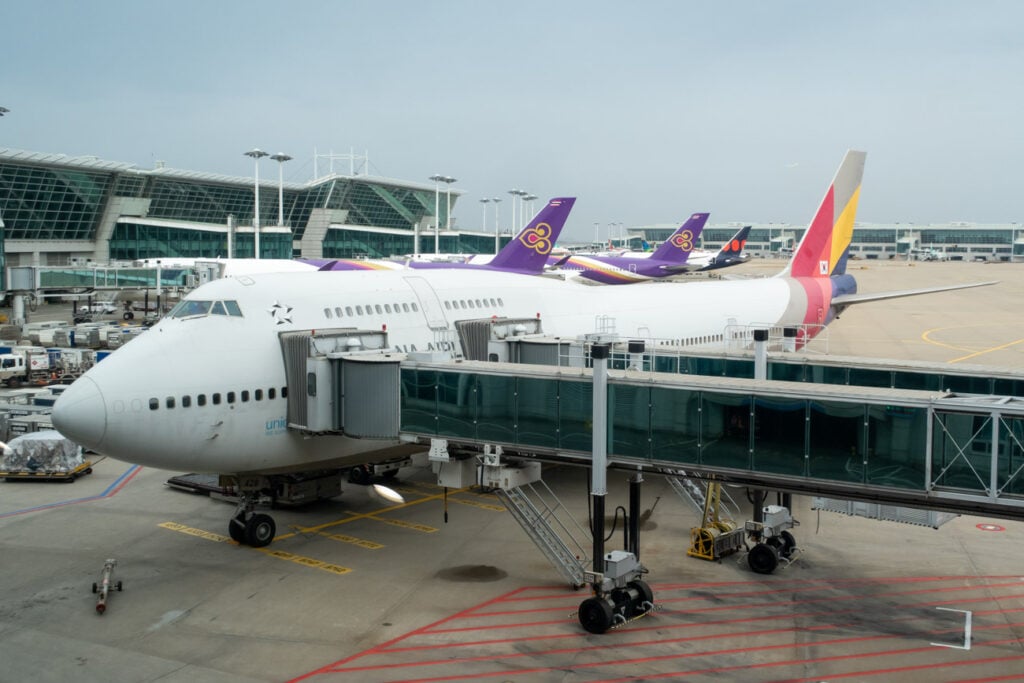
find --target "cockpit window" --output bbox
[169,299,243,318]
[170,300,212,318]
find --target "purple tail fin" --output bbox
[649,213,709,263]
[487,197,576,272]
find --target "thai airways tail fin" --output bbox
[781,150,866,278]
[701,224,751,271]
[649,213,710,263]
[487,197,576,272]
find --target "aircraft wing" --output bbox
[658,263,697,274]
[831,280,998,315]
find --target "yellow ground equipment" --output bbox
[687,482,746,561]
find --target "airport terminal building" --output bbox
[0,147,507,270]
[2,147,1022,278]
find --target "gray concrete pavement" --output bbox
[0,260,1022,682]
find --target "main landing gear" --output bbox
[228,491,277,548]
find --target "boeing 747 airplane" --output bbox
[51,150,992,547]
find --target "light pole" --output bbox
[270,153,291,228]
[492,197,502,239]
[522,193,537,222]
[507,189,520,232]
[244,148,268,258]
[442,176,457,239]
[593,222,600,246]
[479,198,492,251]
[428,174,449,255]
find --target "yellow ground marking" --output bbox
[157,522,352,575]
[277,484,475,539]
[323,533,383,550]
[448,497,506,512]
[922,325,1024,363]
[947,338,1024,364]
[376,517,438,532]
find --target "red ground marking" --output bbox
[289,577,1024,683]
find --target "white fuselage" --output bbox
[52,268,815,475]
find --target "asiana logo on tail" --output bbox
[518,223,554,254]
[670,230,694,252]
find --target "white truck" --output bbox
[0,347,53,387]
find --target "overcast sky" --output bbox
[3,1,1022,241]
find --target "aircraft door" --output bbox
[403,276,448,330]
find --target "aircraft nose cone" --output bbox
[52,376,108,452]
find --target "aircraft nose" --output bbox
[52,376,108,452]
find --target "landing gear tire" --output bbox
[245,513,276,548]
[228,513,247,544]
[579,596,614,634]
[779,530,796,559]
[748,542,779,574]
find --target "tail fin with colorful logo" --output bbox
[781,150,866,279]
[700,224,751,271]
[487,197,576,273]
[649,213,710,263]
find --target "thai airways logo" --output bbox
[669,229,694,252]
[268,301,293,325]
[518,222,554,255]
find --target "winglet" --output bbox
[781,150,866,278]
[488,197,576,272]
[649,213,710,263]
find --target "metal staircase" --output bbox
[666,469,741,520]
[495,481,590,588]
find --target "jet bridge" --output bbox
[397,359,1024,522]
[279,327,400,436]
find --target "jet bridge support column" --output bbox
[578,343,654,634]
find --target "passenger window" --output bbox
[227,392,236,403]
[241,390,249,402]
[213,393,221,405]
[385,304,392,314]
[375,304,383,314]
[182,395,191,408]
[402,303,410,312]
[356,306,364,315]
[255,389,263,401]
[166,397,175,409]
[149,398,158,410]
[268,387,276,400]
[411,303,419,312]
[444,301,451,310]
[324,308,332,318]
[335,307,343,317]
[346,306,353,316]
[198,394,207,406]
[498,298,504,306]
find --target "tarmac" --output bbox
[1,258,1023,683]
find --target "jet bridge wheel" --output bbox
[748,542,779,574]
[779,530,796,559]
[579,596,615,634]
